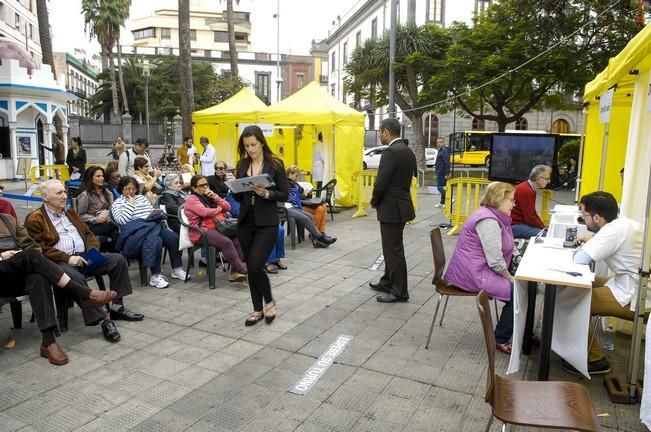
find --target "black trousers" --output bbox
[1,249,62,332]
[238,223,278,312]
[378,221,409,299]
[57,252,132,325]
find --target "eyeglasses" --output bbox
[540,177,550,181]
[215,167,225,170]
[196,183,209,188]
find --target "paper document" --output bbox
[226,174,275,193]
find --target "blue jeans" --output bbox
[436,175,446,205]
[512,224,544,239]
[495,284,514,344]
[266,225,285,264]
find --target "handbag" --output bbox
[0,214,19,252]
[216,218,238,238]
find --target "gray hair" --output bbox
[164,173,179,187]
[529,165,551,181]
[40,179,63,196]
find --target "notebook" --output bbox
[78,248,107,275]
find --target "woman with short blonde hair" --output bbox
[480,181,515,208]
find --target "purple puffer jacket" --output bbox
[444,206,514,301]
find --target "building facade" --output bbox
[0,0,42,64]
[53,52,99,118]
[326,0,583,145]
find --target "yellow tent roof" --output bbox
[584,23,651,102]
[258,81,365,126]
[192,86,266,124]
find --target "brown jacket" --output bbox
[24,205,99,263]
[0,214,41,252]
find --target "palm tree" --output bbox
[81,0,131,119]
[226,0,239,80]
[36,0,55,79]
[178,0,194,138]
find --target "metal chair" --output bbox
[313,178,337,220]
[425,228,499,349]
[476,290,601,432]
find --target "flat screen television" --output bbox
[488,133,560,188]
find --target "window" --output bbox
[161,28,171,39]
[551,119,570,133]
[425,113,439,145]
[214,31,228,42]
[514,117,528,130]
[426,0,445,24]
[331,51,335,72]
[133,27,156,40]
[356,31,361,48]
[296,72,304,89]
[28,23,33,39]
[15,13,20,29]
[331,84,336,97]
[475,0,492,15]
[371,18,378,38]
[343,42,348,65]
[190,30,197,41]
[235,32,248,42]
[255,72,271,103]
[471,118,485,130]
[231,11,250,21]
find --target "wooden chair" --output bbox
[313,178,337,220]
[476,290,601,432]
[425,228,499,349]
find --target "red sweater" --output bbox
[511,180,544,228]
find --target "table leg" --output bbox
[538,284,556,381]
[522,281,537,356]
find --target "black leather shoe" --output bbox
[320,234,337,245]
[369,282,389,293]
[101,320,121,342]
[110,306,144,322]
[312,239,329,248]
[376,293,408,303]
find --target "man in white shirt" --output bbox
[118,138,151,177]
[312,132,325,189]
[198,136,216,176]
[564,191,643,376]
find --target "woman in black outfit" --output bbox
[66,136,87,179]
[234,125,289,326]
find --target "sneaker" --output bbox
[561,358,610,376]
[434,203,444,208]
[149,274,170,289]
[171,267,189,281]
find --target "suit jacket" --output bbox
[371,139,417,223]
[234,158,289,227]
[24,205,100,263]
[0,214,41,252]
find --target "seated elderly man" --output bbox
[511,164,551,239]
[1,214,116,365]
[25,180,144,343]
[562,191,643,376]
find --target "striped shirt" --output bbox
[111,195,154,225]
[44,205,86,254]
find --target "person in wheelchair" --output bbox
[184,175,247,283]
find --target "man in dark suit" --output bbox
[369,118,418,303]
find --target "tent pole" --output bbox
[575,107,589,203]
[598,122,610,191]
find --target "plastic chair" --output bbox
[425,228,499,349]
[277,203,298,250]
[476,290,601,432]
[313,178,337,220]
[0,295,29,329]
[177,204,226,290]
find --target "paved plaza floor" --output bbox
[0,188,647,431]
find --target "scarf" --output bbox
[191,190,216,208]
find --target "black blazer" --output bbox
[371,139,417,223]
[234,158,289,227]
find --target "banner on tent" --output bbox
[238,123,274,137]
[599,88,614,123]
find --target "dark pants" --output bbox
[378,221,409,299]
[89,223,118,252]
[436,175,447,205]
[57,252,132,325]
[494,285,514,344]
[238,223,278,312]
[1,249,63,332]
[153,228,182,274]
[203,230,247,274]
[287,207,321,238]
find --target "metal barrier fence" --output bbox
[443,177,552,235]
[349,169,419,219]
[29,164,70,184]
[79,119,165,145]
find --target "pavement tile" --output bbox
[166,389,220,420]
[129,408,198,432]
[29,405,96,432]
[303,401,364,432]
[101,399,161,429]
[196,350,242,373]
[141,338,185,357]
[134,380,193,408]
[167,345,213,364]
[167,365,219,389]
[0,411,26,431]
[138,357,191,380]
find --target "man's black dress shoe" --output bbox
[110,306,144,322]
[101,320,121,342]
[369,282,389,293]
[376,293,408,303]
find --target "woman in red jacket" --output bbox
[184,175,247,282]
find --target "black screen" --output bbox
[489,134,559,187]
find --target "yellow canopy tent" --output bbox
[192,87,267,169]
[257,81,365,207]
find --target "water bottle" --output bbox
[602,323,615,351]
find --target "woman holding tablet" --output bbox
[233,125,289,326]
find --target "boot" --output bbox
[312,239,329,248]
[319,234,337,245]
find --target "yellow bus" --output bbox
[448,131,581,168]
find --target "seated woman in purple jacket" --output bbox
[444,182,516,355]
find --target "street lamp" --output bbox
[141,59,152,142]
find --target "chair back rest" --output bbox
[177,203,191,227]
[476,290,496,406]
[323,179,337,203]
[430,228,446,284]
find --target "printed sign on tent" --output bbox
[599,87,614,123]
[238,123,274,137]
